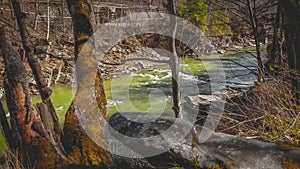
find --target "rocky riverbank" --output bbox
[107,112,300,169]
[0,7,262,98]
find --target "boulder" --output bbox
[107,112,300,169]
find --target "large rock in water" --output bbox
[107,112,300,169]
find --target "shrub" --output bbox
[218,80,300,147]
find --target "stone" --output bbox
[0,87,3,99]
[107,112,300,169]
[217,49,226,54]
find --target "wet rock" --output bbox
[184,95,221,106]
[107,112,195,168]
[111,154,156,169]
[107,112,300,169]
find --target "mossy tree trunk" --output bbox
[10,0,67,161]
[0,0,113,168]
[62,0,113,167]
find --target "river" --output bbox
[29,52,264,119]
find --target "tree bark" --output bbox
[247,0,265,82]
[280,0,300,101]
[34,0,39,30]
[11,0,61,138]
[2,0,114,167]
[167,0,180,118]
[268,2,281,67]
[0,26,69,168]
[61,0,65,31]
[63,0,113,167]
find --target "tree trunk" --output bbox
[247,0,265,82]
[206,1,213,36]
[0,27,69,168]
[167,0,180,118]
[61,0,65,31]
[268,2,281,68]
[11,0,61,137]
[280,0,300,101]
[34,0,39,30]
[1,0,113,167]
[62,0,113,167]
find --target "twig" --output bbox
[244,50,258,59]
[221,116,265,132]
[46,0,50,40]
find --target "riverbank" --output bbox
[0,49,269,161]
[217,80,300,148]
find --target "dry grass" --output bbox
[218,79,300,147]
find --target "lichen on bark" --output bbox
[62,0,113,167]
